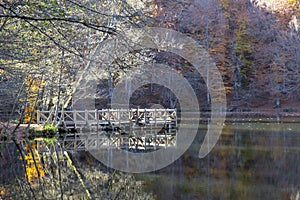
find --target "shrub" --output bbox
[43,123,58,137]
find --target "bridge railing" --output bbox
[37,108,177,128]
[37,109,177,152]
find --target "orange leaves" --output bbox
[149,4,163,17]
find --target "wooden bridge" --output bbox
[37,109,177,151]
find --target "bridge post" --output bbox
[96,109,99,133]
[37,110,40,124]
[154,108,157,127]
[74,110,77,126]
[85,110,88,125]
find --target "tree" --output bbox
[0,1,156,199]
[0,0,154,121]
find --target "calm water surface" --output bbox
[1,118,299,199]
[136,118,300,200]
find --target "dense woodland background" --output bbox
[0,0,299,123]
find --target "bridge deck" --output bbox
[37,109,177,151]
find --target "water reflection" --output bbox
[1,118,299,199]
[136,119,300,200]
[62,127,177,153]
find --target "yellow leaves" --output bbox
[289,0,297,4]
[234,20,254,62]
[289,0,300,12]
[25,164,45,182]
[21,142,45,183]
[219,0,230,10]
[225,86,233,94]
[23,77,44,123]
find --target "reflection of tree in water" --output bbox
[0,141,155,199]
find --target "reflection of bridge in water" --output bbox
[37,109,177,152]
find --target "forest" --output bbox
[0,0,299,121]
[0,0,299,199]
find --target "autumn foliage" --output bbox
[151,0,299,109]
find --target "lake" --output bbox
[136,117,300,200]
[1,117,299,199]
